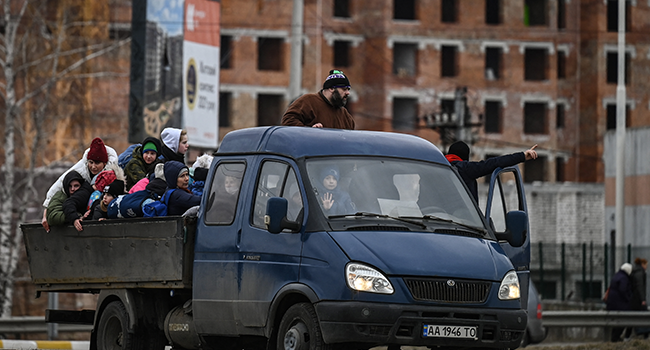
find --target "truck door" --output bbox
[484,166,530,305]
[193,161,248,336]
[236,158,304,330]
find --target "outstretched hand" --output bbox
[525,144,538,161]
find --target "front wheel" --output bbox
[276,303,332,350]
[96,301,146,350]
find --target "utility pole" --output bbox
[615,0,626,249]
[426,86,480,149]
[289,0,304,102]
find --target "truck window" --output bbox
[306,157,484,229]
[205,162,245,224]
[252,161,302,228]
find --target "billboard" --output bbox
[183,0,221,148]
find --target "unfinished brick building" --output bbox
[218,0,650,183]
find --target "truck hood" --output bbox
[329,230,513,281]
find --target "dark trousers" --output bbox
[611,327,632,342]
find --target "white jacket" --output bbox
[42,145,119,207]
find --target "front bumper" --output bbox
[315,301,526,348]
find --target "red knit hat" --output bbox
[88,138,108,163]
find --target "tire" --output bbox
[520,330,530,347]
[276,303,332,350]
[96,301,146,350]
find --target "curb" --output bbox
[0,340,89,350]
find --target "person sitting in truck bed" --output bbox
[124,137,162,191]
[41,137,119,232]
[160,128,189,164]
[164,160,202,216]
[92,180,125,221]
[62,172,94,232]
[45,170,84,227]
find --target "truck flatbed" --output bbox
[22,216,195,292]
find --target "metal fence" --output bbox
[530,242,650,302]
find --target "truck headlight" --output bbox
[346,263,394,294]
[498,270,520,300]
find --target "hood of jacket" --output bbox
[63,170,85,197]
[164,160,187,189]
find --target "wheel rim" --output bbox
[102,315,124,350]
[283,322,309,350]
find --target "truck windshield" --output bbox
[305,157,485,229]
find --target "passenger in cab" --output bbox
[41,137,118,231]
[164,161,202,216]
[316,165,354,216]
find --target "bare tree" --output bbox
[0,0,130,317]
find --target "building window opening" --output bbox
[484,100,502,134]
[606,52,630,85]
[557,51,566,79]
[524,0,547,26]
[333,40,351,68]
[394,0,416,20]
[557,0,566,29]
[524,102,548,134]
[524,48,548,81]
[221,35,232,69]
[258,38,283,71]
[606,104,630,130]
[441,45,458,78]
[556,104,565,129]
[393,43,417,77]
[441,0,458,23]
[485,0,501,25]
[334,0,350,18]
[219,92,232,128]
[392,98,419,130]
[555,157,565,182]
[257,94,284,126]
[485,47,502,80]
[607,0,630,32]
[524,155,546,183]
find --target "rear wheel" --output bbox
[96,301,145,350]
[276,303,332,350]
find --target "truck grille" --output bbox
[404,278,490,303]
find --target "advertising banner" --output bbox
[183,0,221,148]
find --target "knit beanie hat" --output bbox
[320,166,340,182]
[447,141,470,161]
[88,138,109,163]
[104,179,125,197]
[322,70,351,90]
[142,141,158,154]
[94,170,117,193]
[164,161,186,188]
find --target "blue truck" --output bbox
[22,126,530,350]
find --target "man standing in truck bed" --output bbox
[281,69,355,129]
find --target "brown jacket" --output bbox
[281,92,355,130]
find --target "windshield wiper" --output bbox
[401,215,487,236]
[328,212,428,229]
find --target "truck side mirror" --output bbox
[265,197,301,234]
[495,210,527,247]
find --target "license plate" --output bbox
[423,324,478,339]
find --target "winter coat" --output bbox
[630,264,647,310]
[163,161,202,216]
[43,144,119,207]
[281,92,355,130]
[606,270,633,311]
[46,170,84,226]
[315,184,354,216]
[124,137,162,191]
[446,152,526,203]
[130,177,149,194]
[62,181,93,224]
